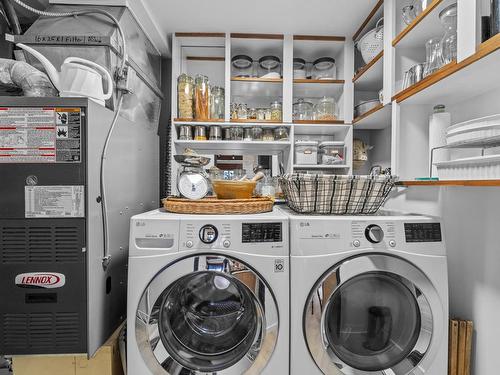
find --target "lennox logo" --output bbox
[15,272,66,289]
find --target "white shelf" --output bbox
[353,53,383,91]
[231,79,283,98]
[353,104,391,130]
[174,140,291,155]
[294,123,351,136]
[293,164,349,169]
[293,80,344,99]
[173,120,291,128]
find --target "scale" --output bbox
[175,154,211,200]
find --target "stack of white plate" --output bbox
[446,114,500,145]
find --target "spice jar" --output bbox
[262,128,274,141]
[230,127,244,141]
[313,97,337,121]
[264,108,273,121]
[194,74,210,120]
[194,126,207,141]
[230,103,238,119]
[252,127,263,140]
[248,108,257,120]
[270,101,282,121]
[237,104,248,119]
[244,128,253,141]
[274,126,289,141]
[256,108,266,121]
[177,73,194,119]
[210,86,225,120]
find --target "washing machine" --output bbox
[127,208,289,375]
[280,206,448,375]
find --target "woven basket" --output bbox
[163,196,274,215]
[279,174,397,215]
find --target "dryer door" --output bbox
[304,254,441,375]
[135,254,279,374]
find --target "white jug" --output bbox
[17,43,113,106]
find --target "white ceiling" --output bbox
[142,0,379,56]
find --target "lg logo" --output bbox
[274,259,285,273]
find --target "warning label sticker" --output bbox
[0,107,81,163]
[25,185,84,218]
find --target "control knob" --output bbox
[365,224,384,244]
[199,225,218,244]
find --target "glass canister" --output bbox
[230,103,238,119]
[210,86,225,120]
[194,74,210,120]
[270,101,282,121]
[231,55,254,77]
[439,3,458,65]
[252,127,263,140]
[262,128,274,141]
[264,108,273,121]
[248,108,257,120]
[293,58,307,79]
[423,38,444,77]
[230,127,244,141]
[244,128,253,141]
[256,108,266,121]
[312,57,336,80]
[237,104,248,119]
[177,73,194,119]
[258,56,281,79]
[274,126,289,141]
[293,98,314,120]
[313,97,337,121]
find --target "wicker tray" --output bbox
[163,196,274,214]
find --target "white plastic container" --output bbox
[434,155,500,180]
[318,141,345,165]
[429,105,451,177]
[295,140,318,165]
[446,114,500,145]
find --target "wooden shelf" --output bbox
[352,0,384,41]
[294,164,349,170]
[174,140,291,155]
[174,118,225,123]
[392,0,455,48]
[173,120,291,127]
[393,33,500,105]
[231,77,283,83]
[353,51,383,90]
[353,103,391,129]
[293,119,345,125]
[293,79,345,84]
[398,180,500,187]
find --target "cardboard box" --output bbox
[12,323,124,375]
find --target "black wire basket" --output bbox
[279,174,398,215]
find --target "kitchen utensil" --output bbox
[311,57,336,80]
[177,167,210,200]
[259,55,281,78]
[414,0,434,14]
[424,38,444,77]
[356,18,384,64]
[251,127,263,140]
[194,125,207,140]
[209,125,222,140]
[211,180,258,199]
[293,58,307,79]
[446,113,500,144]
[434,154,500,180]
[17,43,113,106]
[354,99,380,118]
[179,125,193,140]
[402,5,417,25]
[174,154,211,167]
[440,3,458,65]
[223,128,232,140]
[231,55,254,77]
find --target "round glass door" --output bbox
[304,254,436,375]
[135,254,279,374]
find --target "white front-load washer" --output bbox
[280,206,449,375]
[127,208,289,375]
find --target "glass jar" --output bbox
[237,104,248,119]
[210,86,225,120]
[313,97,337,121]
[259,170,276,197]
[230,127,244,141]
[264,108,273,121]
[177,73,194,119]
[248,108,257,120]
[293,98,314,120]
[194,74,210,120]
[293,58,307,79]
[262,128,274,141]
[274,126,289,141]
[256,108,266,121]
[423,38,444,77]
[231,55,254,77]
[439,3,458,65]
[230,103,238,119]
[244,128,253,141]
[258,56,281,79]
[312,57,336,80]
[252,127,263,140]
[270,101,282,121]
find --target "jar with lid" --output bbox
[270,101,282,121]
[274,126,289,141]
[439,3,457,65]
[230,103,238,119]
[258,56,281,79]
[312,57,336,80]
[194,74,210,120]
[313,97,337,121]
[231,55,254,77]
[293,98,314,120]
[262,128,274,141]
[244,128,253,141]
[237,104,248,119]
[293,58,307,79]
[252,127,263,140]
[248,108,257,120]
[256,108,266,121]
[230,127,244,141]
[210,86,225,120]
[264,108,273,121]
[177,73,194,119]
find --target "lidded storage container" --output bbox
[231,55,254,77]
[194,74,210,120]
[293,98,313,121]
[318,141,345,165]
[178,73,194,119]
[270,101,282,121]
[210,86,224,119]
[295,140,319,165]
[314,96,337,121]
[312,57,336,80]
[258,56,281,79]
[293,58,307,79]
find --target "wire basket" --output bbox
[356,18,384,64]
[279,174,398,215]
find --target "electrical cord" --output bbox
[13,0,131,269]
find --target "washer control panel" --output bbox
[199,224,218,244]
[242,223,282,243]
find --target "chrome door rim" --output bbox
[304,254,439,375]
[135,253,279,375]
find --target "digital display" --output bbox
[242,223,282,243]
[404,223,442,243]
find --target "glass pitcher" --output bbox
[423,38,444,78]
[439,3,458,64]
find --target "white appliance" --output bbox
[279,206,449,375]
[127,208,289,375]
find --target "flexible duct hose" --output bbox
[0,57,57,95]
[1,0,21,35]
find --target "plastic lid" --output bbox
[232,55,253,69]
[295,140,318,146]
[259,55,281,69]
[293,58,306,69]
[319,141,345,147]
[313,57,335,70]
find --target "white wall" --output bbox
[386,86,500,374]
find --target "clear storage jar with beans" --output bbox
[194,74,210,120]
[270,101,282,121]
[177,73,194,119]
[314,96,337,121]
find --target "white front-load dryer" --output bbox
[280,207,449,375]
[127,208,289,375]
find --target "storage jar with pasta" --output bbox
[194,74,210,120]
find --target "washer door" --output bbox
[135,254,279,374]
[304,254,438,375]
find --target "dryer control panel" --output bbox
[242,223,282,243]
